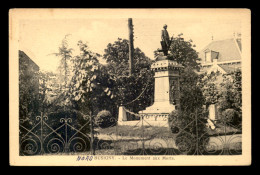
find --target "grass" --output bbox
[96,122,241,139]
[96,125,177,139]
[207,122,242,136]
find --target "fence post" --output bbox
[195,109,199,155]
[141,113,145,154]
[40,112,43,155]
[90,111,95,155]
[223,115,228,155]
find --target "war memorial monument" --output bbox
[118,25,183,127]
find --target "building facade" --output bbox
[198,35,242,121]
[199,35,241,74]
[19,50,40,120]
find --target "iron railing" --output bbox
[19,110,242,156]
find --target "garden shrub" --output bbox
[221,108,241,126]
[168,110,181,134]
[168,109,210,154]
[29,109,92,153]
[47,109,90,134]
[95,110,116,128]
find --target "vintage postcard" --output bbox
[9,8,251,166]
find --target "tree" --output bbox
[38,71,61,113]
[38,71,50,114]
[219,69,242,115]
[170,67,209,155]
[67,40,111,114]
[198,69,242,125]
[52,35,73,93]
[179,67,205,114]
[45,35,74,112]
[199,71,222,106]
[103,38,154,114]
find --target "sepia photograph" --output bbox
[9,8,251,166]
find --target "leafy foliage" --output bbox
[199,69,242,123]
[68,41,109,113]
[52,35,73,92]
[199,71,222,105]
[43,39,114,117]
[221,108,241,126]
[168,110,181,133]
[95,110,116,128]
[179,67,205,114]
[168,109,209,155]
[218,70,242,114]
[38,71,61,113]
[103,38,154,113]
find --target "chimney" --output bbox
[234,32,242,51]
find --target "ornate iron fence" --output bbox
[19,109,242,156]
[19,112,92,155]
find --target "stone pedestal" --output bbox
[209,104,218,121]
[139,57,182,126]
[118,106,127,121]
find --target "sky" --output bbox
[19,9,242,72]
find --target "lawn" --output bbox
[93,123,242,155]
[96,125,177,139]
[206,122,242,136]
[96,122,241,139]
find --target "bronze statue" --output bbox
[159,24,173,56]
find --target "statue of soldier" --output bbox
[160,24,173,56]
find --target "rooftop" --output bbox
[198,38,241,63]
[218,64,240,73]
[19,50,39,71]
